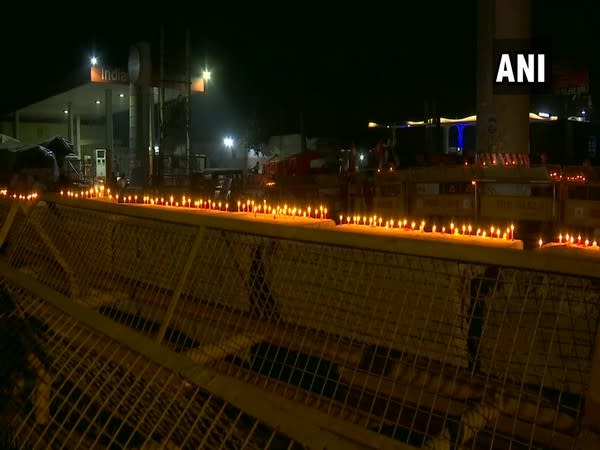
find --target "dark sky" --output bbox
[1,3,597,140]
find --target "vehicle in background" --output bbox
[190,168,244,202]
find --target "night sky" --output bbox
[0,3,597,142]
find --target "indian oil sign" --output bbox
[90,66,129,84]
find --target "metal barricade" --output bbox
[1,195,600,449]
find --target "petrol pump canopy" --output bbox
[16,64,203,123]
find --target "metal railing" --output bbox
[1,195,600,449]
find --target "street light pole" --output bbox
[185,28,191,181]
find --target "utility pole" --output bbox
[158,24,165,188]
[185,28,192,181]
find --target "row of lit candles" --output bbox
[557,233,598,247]
[549,173,587,182]
[537,233,599,249]
[58,189,331,218]
[60,189,110,199]
[339,215,516,240]
[0,190,38,200]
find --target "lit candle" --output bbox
[578,235,582,244]
[476,228,481,236]
[379,217,383,227]
[421,220,425,231]
[238,201,241,211]
[559,234,563,243]
[442,226,446,234]
[594,241,598,247]
[339,215,343,223]
[390,219,395,228]
[347,216,351,224]
[432,225,437,233]
[411,221,416,230]
[363,216,367,225]
[468,225,472,235]
[585,239,590,246]
[450,222,454,233]
[482,231,487,238]
[462,225,466,235]
[403,219,407,228]
[324,208,328,218]
[538,238,543,247]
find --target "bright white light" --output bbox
[119,93,125,98]
[223,136,234,148]
[90,56,98,66]
[203,70,211,81]
[359,154,365,161]
[154,145,159,151]
[95,100,101,105]
[63,109,69,114]
[538,112,550,118]
[582,109,587,115]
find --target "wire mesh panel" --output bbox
[0,280,303,450]
[1,197,599,449]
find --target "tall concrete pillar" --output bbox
[443,126,450,154]
[75,115,81,160]
[13,111,19,140]
[67,102,74,144]
[105,89,114,181]
[477,0,531,163]
[128,42,151,187]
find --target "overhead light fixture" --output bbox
[223,136,234,148]
[119,93,125,98]
[63,109,69,114]
[95,100,101,105]
[538,112,550,118]
[90,56,98,66]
